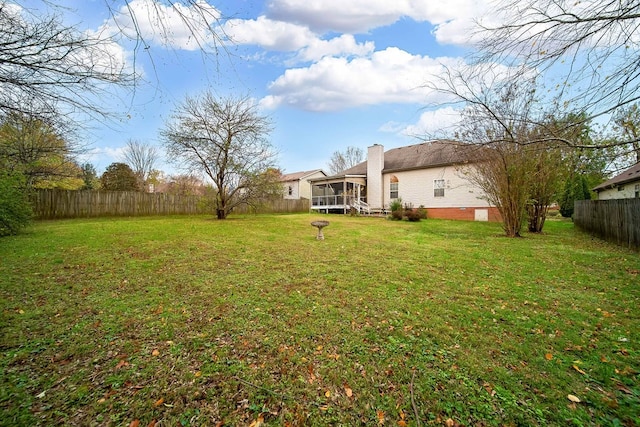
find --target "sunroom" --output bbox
[309,175,367,214]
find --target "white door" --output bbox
[474,209,488,221]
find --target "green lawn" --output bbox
[1,214,638,426]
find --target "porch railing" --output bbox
[312,195,344,206]
[312,195,366,208]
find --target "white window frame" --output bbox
[390,182,399,199]
[434,179,445,197]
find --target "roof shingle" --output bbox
[336,141,473,177]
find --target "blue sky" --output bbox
[20,0,488,175]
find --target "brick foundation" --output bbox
[425,207,502,222]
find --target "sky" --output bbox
[19,0,495,176]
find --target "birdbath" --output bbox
[311,220,329,240]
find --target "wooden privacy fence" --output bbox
[232,198,309,214]
[574,199,640,250]
[31,190,310,219]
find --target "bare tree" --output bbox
[161,91,280,219]
[164,174,207,196]
[612,103,640,164]
[435,72,579,236]
[451,80,538,237]
[474,0,640,156]
[327,146,364,175]
[525,141,567,233]
[0,2,134,121]
[121,139,160,191]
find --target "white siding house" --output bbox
[593,163,640,200]
[310,141,500,221]
[280,170,327,200]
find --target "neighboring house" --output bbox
[309,141,500,221]
[280,169,327,200]
[593,162,640,199]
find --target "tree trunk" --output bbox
[527,203,547,233]
[216,208,226,219]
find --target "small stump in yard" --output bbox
[311,220,329,240]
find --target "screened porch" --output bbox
[310,176,367,214]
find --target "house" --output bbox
[593,162,640,199]
[280,169,327,200]
[309,141,501,221]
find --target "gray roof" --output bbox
[336,141,473,177]
[280,169,326,182]
[593,162,640,191]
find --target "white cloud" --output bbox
[223,17,374,63]
[261,48,464,111]
[103,0,223,51]
[431,0,500,47]
[81,146,127,170]
[400,107,464,137]
[222,16,316,51]
[292,35,375,62]
[83,28,134,78]
[266,0,488,35]
[267,0,404,33]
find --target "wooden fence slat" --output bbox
[574,199,640,250]
[30,190,309,219]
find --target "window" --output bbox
[390,175,399,199]
[635,184,639,198]
[434,179,445,197]
[288,185,293,196]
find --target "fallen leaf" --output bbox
[147,420,157,427]
[344,385,353,398]
[615,383,633,395]
[545,353,553,361]
[567,394,581,403]
[397,421,407,427]
[115,360,129,370]
[194,371,202,377]
[445,418,456,427]
[153,398,164,407]
[249,415,264,427]
[572,365,586,375]
[308,365,316,384]
[483,382,496,397]
[151,349,160,357]
[325,390,331,398]
[600,355,608,363]
[129,421,140,427]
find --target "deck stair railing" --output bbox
[350,198,370,214]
